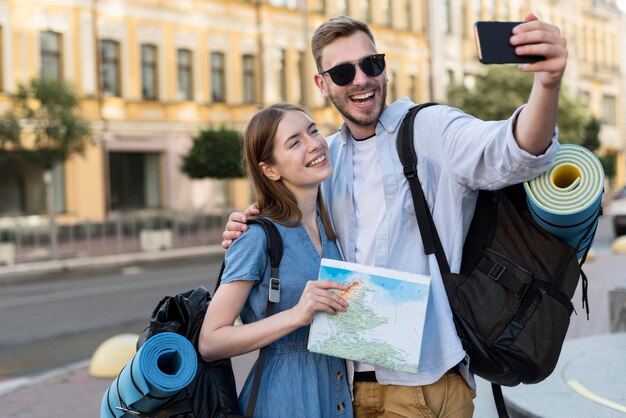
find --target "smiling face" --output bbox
[260,110,332,197]
[314,31,388,139]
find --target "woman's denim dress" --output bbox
[220,216,353,418]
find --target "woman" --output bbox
[198,104,353,418]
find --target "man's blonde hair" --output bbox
[311,15,376,72]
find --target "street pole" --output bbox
[44,169,58,259]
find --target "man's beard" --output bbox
[328,82,387,129]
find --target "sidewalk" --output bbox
[0,352,257,418]
[0,244,226,285]
[0,361,109,418]
[2,334,625,418]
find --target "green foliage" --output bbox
[447,66,600,148]
[0,113,21,165]
[581,116,601,152]
[181,127,244,179]
[0,78,91,169]
[599,153,616,179]
[448,66,533,120]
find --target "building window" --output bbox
[177,48,193,101]
[473,0,481,20]
[141,44,158,100]
[269,0,299,9]
[100,40,121,96]
[109,152,161,210]
[405,0,412,31]
[298,51,306,105]
[40,31,62,81]
[0,160,65,215]
[336,0,347,14]
[602,95,616,125]
[461,1,468,38]
[361,0,371,22]
[409,75,416,100]
[500,2,509,20]
[276,49,287,102]
[0,27,3,91]
[390,71,397,102]
[447,69,455,87]
[486,0,495,19]
[382,0,392,27]
[441,0,452,34]
[315,0,326,13]
[211,52,226,103]
[243,54,256,103]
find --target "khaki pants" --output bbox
[353,370,476,418]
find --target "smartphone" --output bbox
[474,21,545,64]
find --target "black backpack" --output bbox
[134,217,283,418]
[397,103,599,417]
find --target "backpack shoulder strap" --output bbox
[243,217,283,418]
[212,217,284,417]
[396,102,451,274]
[213,217,283,294]
[247,217,284,290]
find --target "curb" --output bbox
[0,359,90,398]
[0,245,226,285]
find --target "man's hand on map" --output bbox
[290,280,349,326]
[221,204,260,249]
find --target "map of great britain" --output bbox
[308,259,431,374]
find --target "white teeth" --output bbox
[352,92,374,100]
[308,154,327,167]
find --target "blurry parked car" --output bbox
[611,186,626,236]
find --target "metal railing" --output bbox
[0,211,229,265]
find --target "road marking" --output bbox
[121,266,144,275]
[567,380,626,413]
[0,274,206,310]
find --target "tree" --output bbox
[0,112,21,165]
[181,127,245,210]
[0,78,92,258]
[181,127,244,179]
[447,66,600,147]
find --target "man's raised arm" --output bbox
[511,13,567,155]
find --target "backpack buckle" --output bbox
[268,274,280,304]
[403,165,417,179]
[487,263,506,281]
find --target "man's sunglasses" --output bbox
[319,54,386,86]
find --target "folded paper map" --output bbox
[307,259,431,374]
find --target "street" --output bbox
[0,214,620,380]
[0,215,623,417]
[0,257,223,379]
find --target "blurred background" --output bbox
[0,2,625,417]
[0,0,624,265]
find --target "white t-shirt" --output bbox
[352,134,385,373]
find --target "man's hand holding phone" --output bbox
[475,13,567,88]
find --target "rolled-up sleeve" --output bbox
[221,224,268,284]
[431,104,559,190]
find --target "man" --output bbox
[223,14,567,417]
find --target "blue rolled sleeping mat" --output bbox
[101,332,197,418]
[524,144,604,258]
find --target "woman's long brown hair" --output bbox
[243,103,335,240]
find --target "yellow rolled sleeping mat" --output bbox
[524,144,604,259]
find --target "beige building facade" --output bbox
[0,0,623,222]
